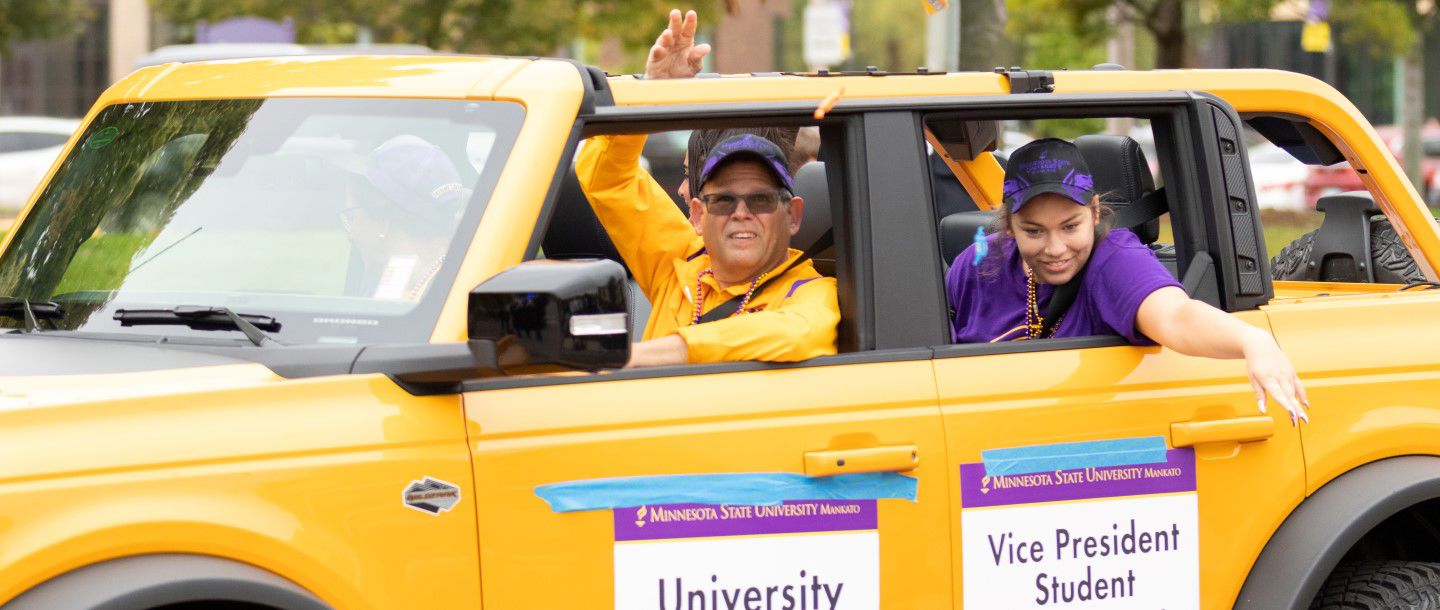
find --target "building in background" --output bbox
[713,0,795,73]
[0,0,154,118]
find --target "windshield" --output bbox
[0,98,524,345]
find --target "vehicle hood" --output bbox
[0,334,282,409]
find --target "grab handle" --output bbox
[1170,417,1274,448]
[804,445,919,477]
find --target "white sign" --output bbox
[959,448,1200,609]
[372,255,417,300]
[803,0,850,68]
[613,501,880,610]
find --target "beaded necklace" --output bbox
[1024,265,1061,339]
[405,254,447,301]
[690,268,765,325]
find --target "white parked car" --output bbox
[0,116,81,217]
[1247,140,1311,211]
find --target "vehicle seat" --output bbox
[1074,134,1160,245]
[1074,134,1176,277]
[791,161,835,277]
[541,165,652,338]
[938,211,997,271]
[1273,191,1381,283]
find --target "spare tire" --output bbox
[1270,217,1426,284]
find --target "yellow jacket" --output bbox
[575,134,839,363]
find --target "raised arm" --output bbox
[1136,286,1310,425]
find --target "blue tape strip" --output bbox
[981,436,1168,477]
[534,472,918,513]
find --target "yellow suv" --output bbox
[0,56,1437,610]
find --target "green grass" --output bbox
[21,229,352,297]
[1157,209,1322,259]
[55,233,154,294]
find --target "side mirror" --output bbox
[354,259,630,393]
[468,258,630,372]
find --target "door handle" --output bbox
[804,445,919,477]
[1170,416,1274,448]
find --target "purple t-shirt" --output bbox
[945,228,1180,344]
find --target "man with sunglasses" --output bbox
[574,11,837,368]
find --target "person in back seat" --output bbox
[575,9,838,368]
[947,138,1311,424]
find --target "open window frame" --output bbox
[900,92,1271,360]
[464,90,1270,390]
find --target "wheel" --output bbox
[1270,217,1426,284]
[1310,561,1440,609]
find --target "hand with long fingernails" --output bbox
[1244,334,1310,426]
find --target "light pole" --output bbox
[925,1,960,72]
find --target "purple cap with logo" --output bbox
[364,135,466,218]
[1002,138,1096,211]
[696,133,795,193]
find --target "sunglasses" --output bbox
[699,190,792,216]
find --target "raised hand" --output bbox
[646,9,712,80]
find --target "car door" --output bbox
[463,356,951,609]
[461,108,952,609]
[909,97,1307,609]
[935,332,1302,610]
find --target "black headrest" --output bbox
[939,210,998,267]
[541,165,624,263]
[792,162,832,256]
[1073,134,1160,244]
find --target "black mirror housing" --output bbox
[924,114,1000,161]
[468,259,630,371]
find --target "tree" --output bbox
[1055,0,1188,68]
[1004,0,1106,137]
[1050,0,1279,69]
[846,0,927,71]
[960,0,1007,71]
[1331,0,1438,197]
[150,0,723,57]
[0,0,87,55]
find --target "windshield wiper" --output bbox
[112,305,282,347]
[0,297,64,332]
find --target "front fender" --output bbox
[1234,455,1440,609]
[0,488,368,609]
[2,554,329,610]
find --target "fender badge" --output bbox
[403,477,461,515]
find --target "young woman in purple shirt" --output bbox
[946,138,1309,424]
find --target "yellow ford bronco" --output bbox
[0,55,1437,610]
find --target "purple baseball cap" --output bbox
[696,133,795,193]
[364,135,467,218]
[1002,138,1096,211]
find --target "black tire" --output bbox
[1310,561,1440,609]
[1270,217,1426,284]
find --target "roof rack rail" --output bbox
[779,68,948,78]
[995,67,1054,94]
